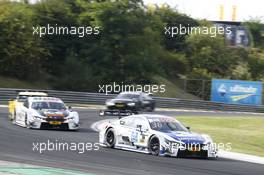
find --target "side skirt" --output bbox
[114,143,150,154]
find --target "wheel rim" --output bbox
[150,139,159,155]
[25,116,27,126]
[106,131,114,145]
[13,111,16,123]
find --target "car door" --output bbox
[15,100,23,124]
[22,100,30,123]
[117,117,135,146]
[17,100,29,126]
[131,118,150,148]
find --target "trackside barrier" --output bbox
[0,88,264,113]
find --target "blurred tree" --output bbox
[185,27,236,77]
[154,6,198,52]
[0,1,47,80]
[32,0,77,76]
[1,0,264,94]
[76,0,162,85]
[53,52,97,91]
[244,19,264,48]
[248,48,264,81]
[231,62,252,80]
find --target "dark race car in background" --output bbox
[100,92,155,116]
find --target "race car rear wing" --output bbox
[99,109,138,118]
[16,90,48,97]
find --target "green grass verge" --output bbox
[0,76,50,89]
[176,116,264,157]
[0,75,200,100]
[153,76,200,99]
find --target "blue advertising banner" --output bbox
[211,79,263,105]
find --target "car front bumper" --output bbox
[29,119,79,130]
[160,143,217,158]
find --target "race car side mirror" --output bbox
[68,106,72,110]
[137,125,148,132]
[137,125,142,131]
[186,126,190,130]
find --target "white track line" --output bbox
[218,150,264,164]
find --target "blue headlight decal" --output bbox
[165,132,205,144]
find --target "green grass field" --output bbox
[153,76,200,99]
[0,75,198,100]
[176,116,264,157]
[0,76,50,89]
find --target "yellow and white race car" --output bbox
[8,91,48,121]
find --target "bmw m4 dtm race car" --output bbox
[99,114,217,158]
[100,92,155,116]
[13,96,79,130]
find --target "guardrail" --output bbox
[1,88,264,113]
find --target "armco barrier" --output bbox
[0,88,264,113]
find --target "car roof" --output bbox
[18,91,48,96]
[126,114,175,121]
[119,91,141,95]
[27,97,63,103]
[119,91,153,96]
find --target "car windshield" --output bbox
[117,93,140,99]
[148,118,188,132]
[31,102,66,110]
[17,96,28,102]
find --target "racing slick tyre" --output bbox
[148,136,160,156]
[146,106,155,112]
[25,114,30,129]
[12,110,16,124]
[105,128,116,148]
[8,113,13,121]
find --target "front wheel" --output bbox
[146,106,155,112]
[12,110,16,124]
[105,128,115,148]
[25,114,30,128]
[148,136,160,156]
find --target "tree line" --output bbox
[0,0,264,93]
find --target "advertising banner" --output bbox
[211,79,263,105]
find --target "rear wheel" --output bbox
[105,128,115,148]
[149,136,160,156]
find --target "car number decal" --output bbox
[131,131,138,143]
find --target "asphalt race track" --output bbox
[0,107,263,175]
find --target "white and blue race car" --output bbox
[99,114,217,158]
